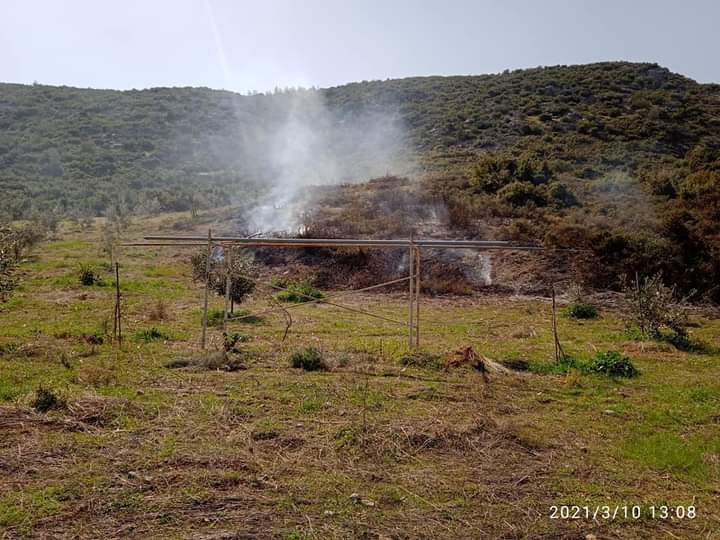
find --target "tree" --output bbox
[190,246,255,313]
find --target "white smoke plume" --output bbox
[245,89,415,234]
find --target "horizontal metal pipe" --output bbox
[122,242,209,247]
[141,235,540,250]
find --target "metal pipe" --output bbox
[201,229,212,349]
[142,235,541,250]
[408,232,415,348]
[223,246,232,332]
[415,247,421,348]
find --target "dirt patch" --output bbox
[67,395,144,427]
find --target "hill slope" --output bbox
[1,61,720,295]
[1,62,717,214]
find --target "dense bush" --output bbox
[32,385,63,413]
[586,351,639,378]
[562,302,598,319]
[290,347,326,371]
[190,248,255,310]
[78,264,102,286]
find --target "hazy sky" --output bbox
[2,0,717,92]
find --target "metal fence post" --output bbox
[408,232,415,349]
[201,229,212,349]
[223,245,232,332]
[415,247,421,348]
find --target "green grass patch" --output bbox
[530,351,638,378]
[273,282,325,303]
[0,377,20,401]
[0,485,75,527]
[623,432,720,483]
[133,327,170,342]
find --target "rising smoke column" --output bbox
[245,88,414,234]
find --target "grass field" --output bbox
[1,218,719,539]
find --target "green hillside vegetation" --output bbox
[1,61,720,297]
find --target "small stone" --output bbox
[349,492,360,500]
[323,510,335,516]
[603,409,615,415]
[360,498,375,507]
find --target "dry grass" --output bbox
[0,216,718,538]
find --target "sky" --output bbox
[1,0,718,93]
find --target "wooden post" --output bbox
[201,229,212,349]
[223,245,232,332]
[551,284,564,363]
[114,262,122,347]
[415,247,421,348]
[408,232,415,349]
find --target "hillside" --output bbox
[1,61,720,296]
[1,62,717,214]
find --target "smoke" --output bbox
[245,89,415,234]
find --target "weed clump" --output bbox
[562,302,598,319]
[531,351,638,378]
[223,331,249,353]
[206,308,225,327]
[78,264,102,286]
[274,282,325,303]
[32,385,64,413]
[290,347,326,371]
[399,351,443,370]
[134,327,168,342]
[586,351,639,378]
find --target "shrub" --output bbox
[398,351,443,370]
[586,351,638,378]
[211,275,256,306]
[290,347,326,371]
[32,385,63,413]
[274,282,325,303]
[223,331,249,353]
[190,248,255,309]
[497,181,547,207]
[134,327,168,341]
[78,264,102,286]
[530,352,639,378]
[622,272,690,342]
[562,302,598,319]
